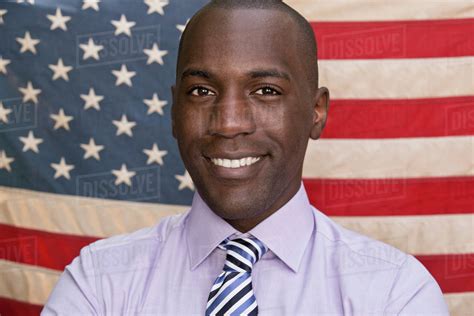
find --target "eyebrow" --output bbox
[180,68,291,81]
[248,69,290,81]
[181,69,211,80]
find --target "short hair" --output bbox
[176,0,319,87]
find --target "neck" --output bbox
[225,180,302,233]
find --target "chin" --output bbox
[202,186,268,220]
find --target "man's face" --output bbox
[172,8,327,228]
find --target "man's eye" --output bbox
[254,87,280,95]
[190,87,215,96]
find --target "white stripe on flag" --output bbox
[286,0,474,21]
[0,185,186,237]
[333,214,474,255]
[444,292,474,316]
[0,259,60,305]
[319,57,473,99]
[304,136,474,179]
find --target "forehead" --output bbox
[178,8,301,77]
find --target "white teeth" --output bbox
[210,156,262,168]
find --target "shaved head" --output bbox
[177,0,319,89]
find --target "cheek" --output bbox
[277,110,311,158]
[176,107,207,140]
[175,125,201,165]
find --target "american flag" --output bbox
[0,0,472,314]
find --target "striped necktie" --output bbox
[206,236,268,316]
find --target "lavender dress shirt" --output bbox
[42,183,448,315]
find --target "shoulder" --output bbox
[312,207,448,313]
[42,211,192,313]
[71,210,190,274]
[313,207,407,268]
[92,210,187,248]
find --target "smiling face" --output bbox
[172,7,328,232]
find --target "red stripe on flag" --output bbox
[321,96,474,139]
[303,177,474,216]
[313,19,474,59]
[416,254,474,293]
[0,223,100,271]
[0,297,43,316]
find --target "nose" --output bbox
[208,91,256,138]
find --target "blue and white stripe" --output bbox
[206,236,267,316]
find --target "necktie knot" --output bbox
[220,236,268,273]
[206,236,266,315]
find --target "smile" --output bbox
[210,156,262,168]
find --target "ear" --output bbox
[171,85,177,139]
[310,87,330,140]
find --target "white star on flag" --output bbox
[0,150,14,172]
[143,43,168,65]
[176,19,189,33]
[50,157,74,180]
[0,9,7,24]
[112,114,136,137]
[80,138,104,160]
[0,57,11,75]
[19,130,43,153]
[49,58,73,81]
[0,102,12,123]
[112,64,136,87]
[46,8,71,31]
[112,164,136,186]
[144,0,169,16]
[79,38,104,60]
[143,93,167,115]
[143,143,168,165]
[16,31,40,54]
[18,81,41,104]
[80,87,104,110]
[82,0,100,11]
[175,170,194,191]
[111,14,135,37]
[50,108,73,131]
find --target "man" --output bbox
[42,0,448,314]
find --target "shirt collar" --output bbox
[186,191,237,271]
[186,182,315,273]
